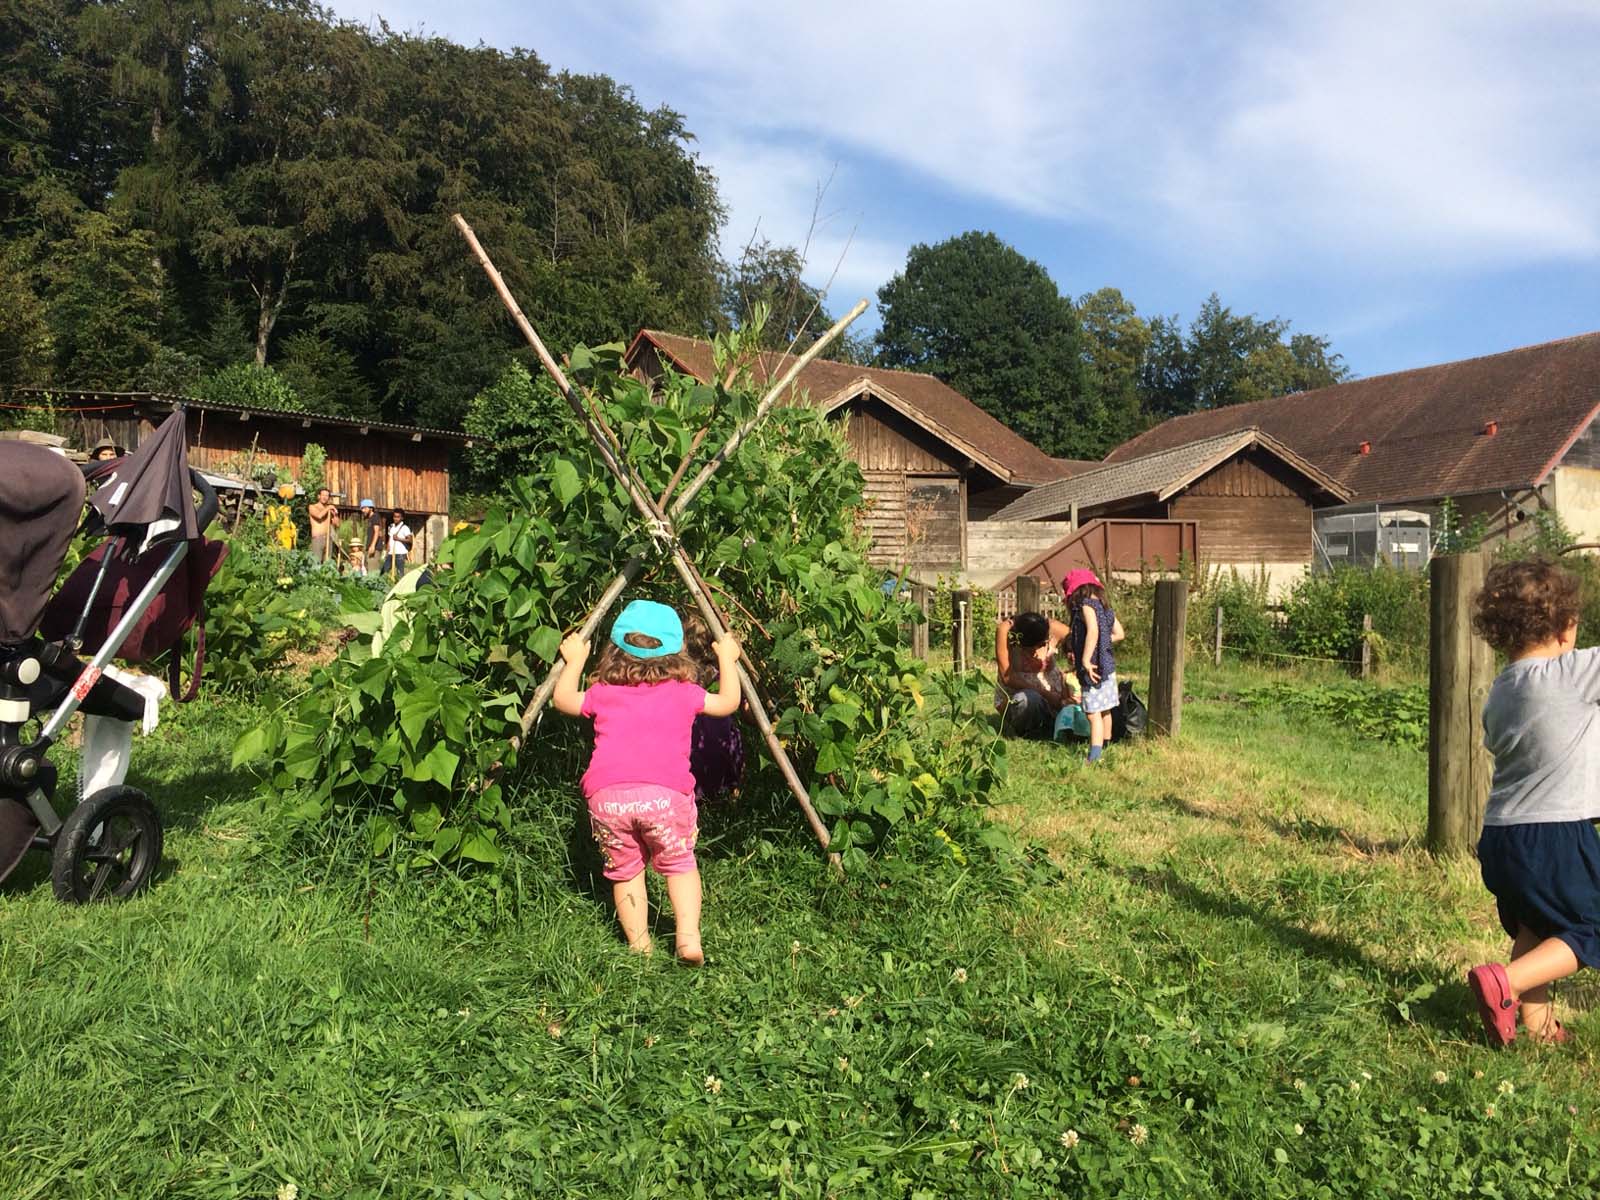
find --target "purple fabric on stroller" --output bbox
[0,442,86,645]
[690,714,744,802]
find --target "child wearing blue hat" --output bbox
[553,599,740,962]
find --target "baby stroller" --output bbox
[0,410,219,902]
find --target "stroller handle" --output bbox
[80,462,219,535]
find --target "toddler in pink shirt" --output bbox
[554,599,740,962]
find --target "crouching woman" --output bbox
[994,611,1074,737]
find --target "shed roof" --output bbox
[991,427,1352,521]
[1104,331,1600,502]
[17,389,474,443]
[627,331,1073,485]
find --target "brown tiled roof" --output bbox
[1105,332,1600,502]
[991,427,1351,522]
[628,331,1074,485]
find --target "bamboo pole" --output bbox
[454,215,840,860]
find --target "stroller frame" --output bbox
[0,453,217,902]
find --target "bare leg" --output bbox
[612,873,652,954]
[665,869,703,964]
[1508,927,1578,1039]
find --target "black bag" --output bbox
[1111,681,1148,741]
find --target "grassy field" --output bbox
[2,664,1597,1197]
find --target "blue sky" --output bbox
[331,0,1600,380]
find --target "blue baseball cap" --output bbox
[611,599,684,658]
[359,498,375,509]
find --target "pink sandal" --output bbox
[1526,1019,1570,1045]
[1466,963,1518,1046]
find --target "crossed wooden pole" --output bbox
[453,215,866,866]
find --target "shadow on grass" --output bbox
[1114,863,1466,1038]
[1155,791,1413,857]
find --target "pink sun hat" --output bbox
[1061,568,1104,599]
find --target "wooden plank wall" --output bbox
[843,404,964,472]
[906,474,962,569]
[966,520,1075,586]
[861,471,907,565]
[1169,451,1313,562]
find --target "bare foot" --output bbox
[627,935,653,956]
[676,939,704,965]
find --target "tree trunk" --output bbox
[253,251,295,367]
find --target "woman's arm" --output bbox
[1111,615,1126,644]
[994,618,1014,685]
[1080,604,1101,683]
[552,633,591,716]
[703,633,743,717]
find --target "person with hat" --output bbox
[552,599,741,963]
[1064,569,1125,764]
[89,437,123,462]
[359,499,382,574]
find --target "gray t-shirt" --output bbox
[1481,648,1600,825]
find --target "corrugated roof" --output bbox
[990,427,1351,521]
[1104,331,1600,502]
[18,389,474,443]
[629,331,1074,485]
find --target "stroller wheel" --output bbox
[50,786,163,903]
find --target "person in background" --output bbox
[682,611,745,801]
[993,610,1073,737]
[1065,568,1125,765]
[307,487,336,564]
[90,437,123,462]
[382,508,413,576]
[360,500,382,574]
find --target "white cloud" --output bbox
[331,0,1600,295]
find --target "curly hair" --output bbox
[591,629,699,686]
[1472,559,1581,656]
[679,611,720,687]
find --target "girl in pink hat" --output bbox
[1064,570,1125,763]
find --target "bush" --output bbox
[1205,566,1282,659]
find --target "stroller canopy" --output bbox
[0,442,87,645]
[86,409,199,554]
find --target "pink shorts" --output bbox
[586,785,699,881]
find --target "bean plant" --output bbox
[237,335,1004,873]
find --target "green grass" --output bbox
[3,666,1598,1197]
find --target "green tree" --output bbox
[1076,286,1152,453]
[460,360,569,496]
[875,231,1091,456]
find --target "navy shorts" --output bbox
[1478,820,1600,968]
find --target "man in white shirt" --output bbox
[383,508,413,577]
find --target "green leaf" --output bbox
[405,742,461,788]
[457,829,505,865]
[550,458,581,507]
[231,726,269,767]
[529,625,561,663]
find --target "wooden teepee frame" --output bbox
[453,215,867,866]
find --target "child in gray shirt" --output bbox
[1467,559,1600,1046]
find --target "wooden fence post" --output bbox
[1213,604,1224,667]
[952,588,973,673]
[1428,552,1494,856]
[910,582,929,660]
[1359,612,1373,679]
[1016,575,1041,615]
[1149,579,1188,737]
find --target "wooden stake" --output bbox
[911,582,930,659]
[455,214,842,862]
[1214,604,1224,667]
[1428,552,1493,857]
[952,589,973,673]
[1015,575,1041,615]
[1149,579,1188,737]
[1359,612,1373,679]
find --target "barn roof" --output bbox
[17,389,474,443]
[990,427,1352,522]
[627,330,1073,486]
[1104,331,1600,503]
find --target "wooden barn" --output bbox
[22,390,470,561]
[991,428,1352,590]
[624,331,1077,576]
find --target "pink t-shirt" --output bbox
[580,679,708,797]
